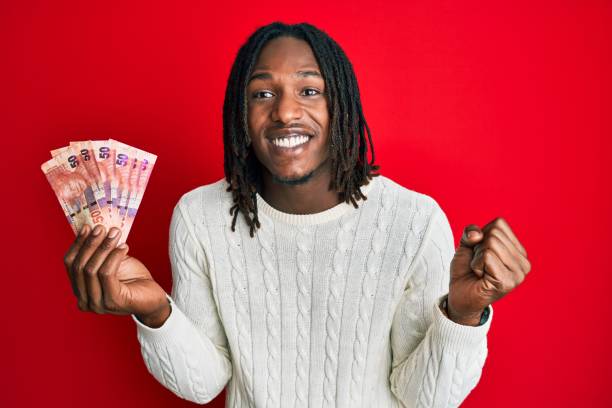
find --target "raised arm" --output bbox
[389,203,493,407]
[131,201,232,404]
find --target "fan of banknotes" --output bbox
[41,139,157,244]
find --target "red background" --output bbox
[2,1,610,406]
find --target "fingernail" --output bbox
[79,225,89,236]
[468,231,477,239]
[108,228,120,239]
[118,243,128,249]
[93,225,104,236]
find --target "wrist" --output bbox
[136,299,172,328]
[442,297,486,327]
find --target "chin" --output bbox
[271,169,315,186]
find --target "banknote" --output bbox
[48,146,98,231]
[42,139,157,243]
[66,141,110,228]
[110,139,137,232]
[70,141,107,209]
[117,148,157,243]
[41,158,81,234]
[90,140,116,226]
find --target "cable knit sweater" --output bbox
[131,174,493,407]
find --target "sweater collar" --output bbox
[255,176,379,226]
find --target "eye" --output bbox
[302,88,321,96]
[252,90,274,99]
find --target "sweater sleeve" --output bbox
[389,201,494,408]
[130,201,232,404]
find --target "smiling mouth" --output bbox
[269,134,312,149]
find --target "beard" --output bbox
[271,170,315,186]
[269,155,331,186]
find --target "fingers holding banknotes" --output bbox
[64,224,167,319]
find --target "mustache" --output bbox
[266,123,316,138]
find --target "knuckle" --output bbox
[63,253,72,268]
[73,260,85,276]
[501,279,513,293]
[83,236,99,249]
[99,239,113,251]
[103,298,118,312]
[83,265,97,277]
[523,258,532,273]
[489,229,503,241]
[88,301,105,314]
[487,234,501,248]
[82,238,93,249]
[99,267,113,278]
[77,300,88,312]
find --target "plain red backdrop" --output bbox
[2,1,610,407]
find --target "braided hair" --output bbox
[223,21,380,237]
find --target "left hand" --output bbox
[447,217,532,325]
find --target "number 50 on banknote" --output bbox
[41,139,157,245]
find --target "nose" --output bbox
[271,90,303,124]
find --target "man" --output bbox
[64,21,531,407]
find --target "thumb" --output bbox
[451,224,485,280]
[459,224,484,249]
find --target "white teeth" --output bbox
[272,135,309,148]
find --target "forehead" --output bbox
[253,36,320,71]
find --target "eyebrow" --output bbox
[248,70,322,83]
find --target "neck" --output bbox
[259,159,341,214]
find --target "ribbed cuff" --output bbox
[130,294,189,344]
[431,293,493,351]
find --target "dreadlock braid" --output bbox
[223,21,380,237]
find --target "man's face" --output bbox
[247,36,330,185]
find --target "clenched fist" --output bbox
[63,224,171,327]
[447,217,532,326]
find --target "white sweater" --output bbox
[131,174,493,407]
